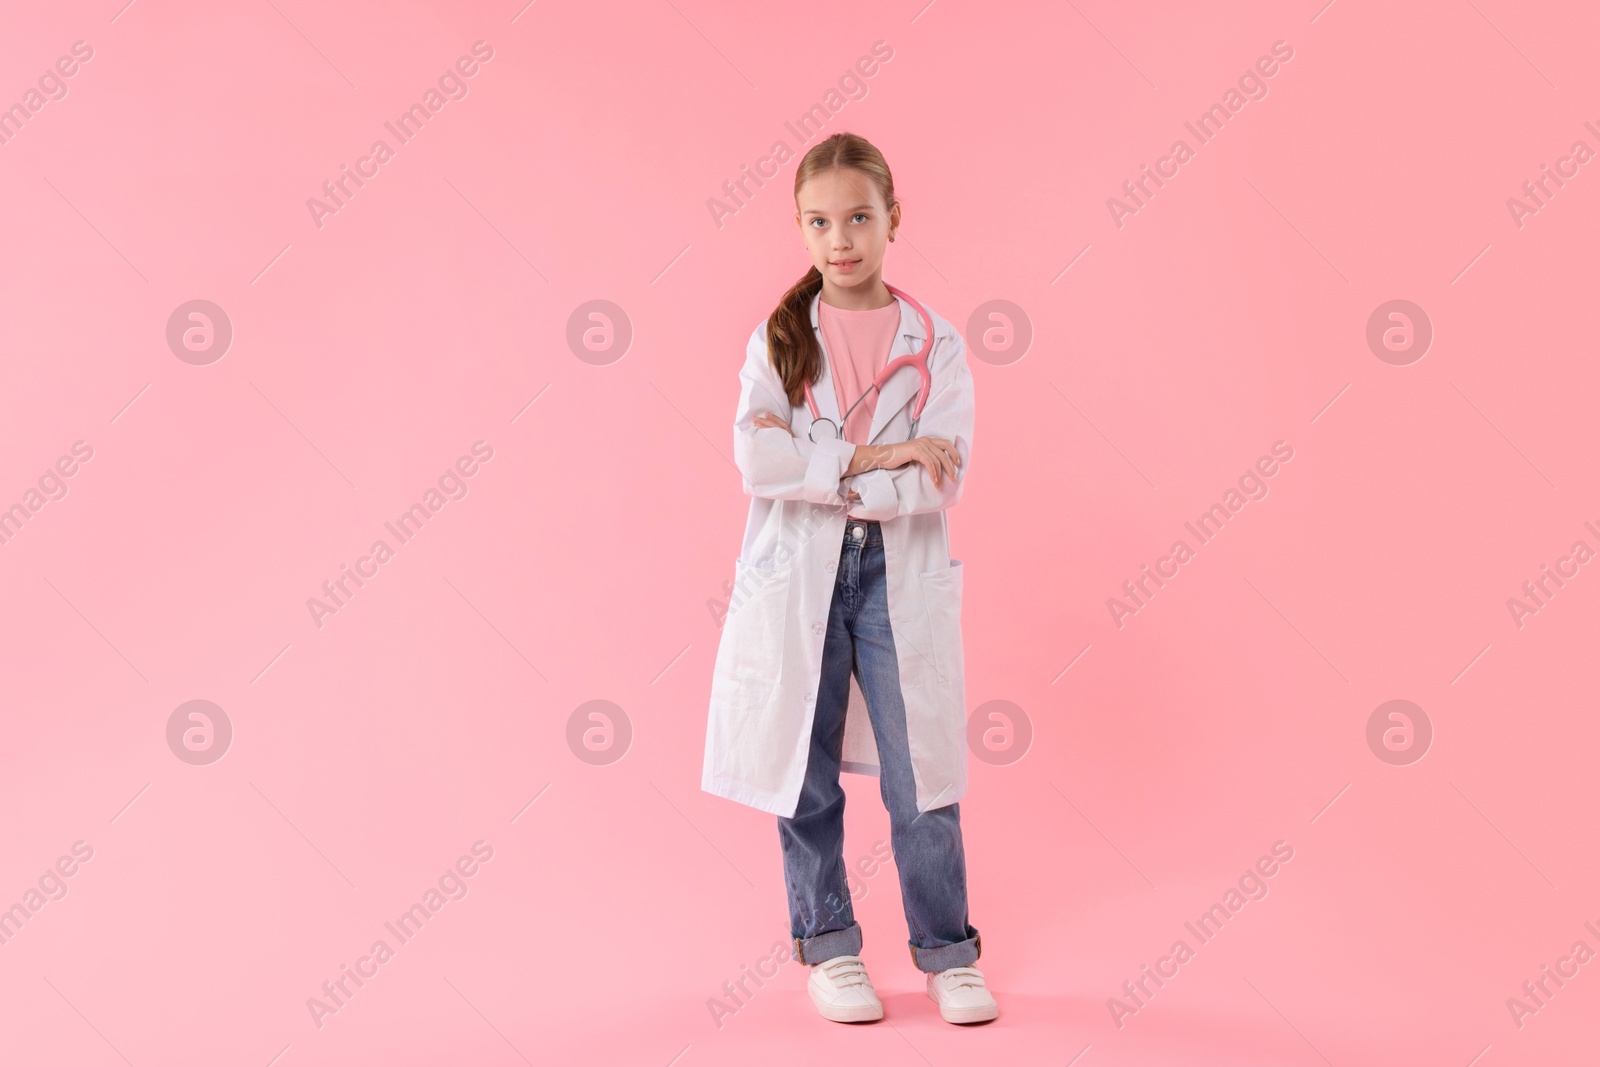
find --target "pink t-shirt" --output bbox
[819,299,901,446]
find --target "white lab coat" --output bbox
[701,289,975,819]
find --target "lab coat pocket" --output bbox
[916,559,966,710]
[720,557,792,702]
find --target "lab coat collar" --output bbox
[808,286,928,445]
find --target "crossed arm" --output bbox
[750,412,959,505]
[732,324,973,517]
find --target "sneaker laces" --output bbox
[936,966,986,990]
[817,955,871,988]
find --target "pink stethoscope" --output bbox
[803,283,934,444]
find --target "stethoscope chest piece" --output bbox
[807,416,841,443]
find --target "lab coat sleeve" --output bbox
[733,323,858,505]
[845,329,974,521]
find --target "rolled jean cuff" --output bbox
[793,920,863,966]
[909,925,980,973]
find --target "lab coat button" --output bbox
[811,621,825,635]
[825,560,836,572]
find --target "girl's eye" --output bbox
[853,213,869,223]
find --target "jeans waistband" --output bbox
[842,519,882,546]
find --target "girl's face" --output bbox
[795,167,899,300]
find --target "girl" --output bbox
[701,132,996,1025]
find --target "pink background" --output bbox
[2,1,1598,1063]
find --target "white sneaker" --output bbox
[807,954,883,1022]
[926,965,999,1023]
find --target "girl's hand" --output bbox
[752,412,793,435]
[874,437,961,489]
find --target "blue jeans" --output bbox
[777,518,981,973]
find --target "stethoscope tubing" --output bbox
[803,283,935,443]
